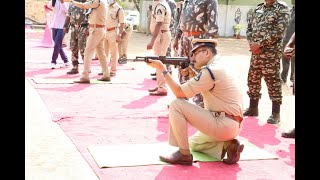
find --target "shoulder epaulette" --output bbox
[255,2,264,10]
[277,1,288,7]
[154,3,167,15]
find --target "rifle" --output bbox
[118,56,190,69]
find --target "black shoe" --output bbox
[152,77,157,81]
[67,68,79,74]
[243,108,258,116]
[150,73,156,76]
[267,113,280,124]
[281,128,295,138]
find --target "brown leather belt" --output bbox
[161,30,169,33]
[72,24,88,28]
[183,31,203,37]
[107,27,116,31]
[225,114,243,123]
[89,24,105,28]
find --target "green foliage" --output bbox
[117,0,127,9]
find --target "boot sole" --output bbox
[243,113,258,116]
[223,144,244,165]
[159,156,193,166]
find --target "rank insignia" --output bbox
[157,9,162,15]
[194,71,202,81]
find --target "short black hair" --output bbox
[206,46,217,55]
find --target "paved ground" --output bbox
[25,28,295,179]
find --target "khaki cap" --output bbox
[190,38,218,54]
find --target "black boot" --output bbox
[243,99,259,116]
[267,102,281,124]
[281,128,295,138]
[67,62,79,74]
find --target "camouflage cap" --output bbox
[190,38,219,54]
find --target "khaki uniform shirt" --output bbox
[83,0,107,25]
[181,55,243,117]
[106,3,124,29]
[150,0,171,33]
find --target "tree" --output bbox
[131,0,140,12]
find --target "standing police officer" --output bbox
[64,0,111,83]
[147,0,172,96]
[147,38,244,165]
[104,0,125,77]
[244,0,290,124]
[63,0,89,74]
[117,21,133,61]
[172,0,219,107]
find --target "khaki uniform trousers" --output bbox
[82,27,109,79]
[118,28,133,57]
[168,98,243,160]
[104,29,118,73]
[153,31,171,92]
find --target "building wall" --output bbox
[139,0,153,33]
[139,0,293,37]
[218,0,293,37]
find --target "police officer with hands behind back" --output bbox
[147,38,245,166]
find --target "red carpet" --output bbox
[25,29,295,180]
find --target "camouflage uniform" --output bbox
[65,0,89,73]
[244,1,289,124]
[174,0,219,107]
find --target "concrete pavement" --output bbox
[25,78,98,180]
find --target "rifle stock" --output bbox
[118,56,190,68]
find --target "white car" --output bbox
[125,10,140,30]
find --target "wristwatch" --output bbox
[162,69,171,76]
